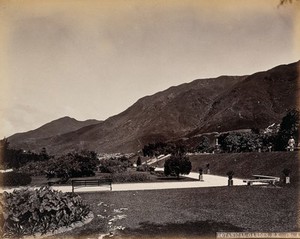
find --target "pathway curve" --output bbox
[0,169,251,193]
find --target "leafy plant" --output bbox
[0,186,90,238]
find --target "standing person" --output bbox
[288,136,296,151]
[206,163,210,174]
[199,168,203,181]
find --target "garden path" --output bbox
[1,167,270,193]
[1,170,250,193]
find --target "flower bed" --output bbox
[0,186,91,238]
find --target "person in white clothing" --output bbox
[288,136,295,151]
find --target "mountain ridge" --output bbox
[8,60,299,154]
[8,116,101,147]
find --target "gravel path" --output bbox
[0,170,252,193]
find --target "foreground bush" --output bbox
[0,172,32,187]
[111,172,151,183]
[0,186,90,238]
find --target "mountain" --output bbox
[8,117,100,150]
[189,61,299,135]
[8,61,299,154]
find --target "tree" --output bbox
[0,138,53,169]
[0,138,10,168]
[222,133,241,152]
[164,154,191,178]
[46,151,99,181]
[275,109,299,151]
[219,132,262,153]
[239,132,261,152]
[197,136,210,152]
[137,156,142,166]
[39,147,50,161]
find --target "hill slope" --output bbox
[8,117,100,150]
[193,61,299,134]
[8,61,299,154]
[29,76,245,154]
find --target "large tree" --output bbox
[164,154,192,178]
[275,109,299,151]
[46,151,99,180]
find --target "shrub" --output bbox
[0,172,32,187]
[111,172,150,183]
[136,165,146,172]
[164,154,192,178]
[17,161,49,176]
[99,158,129,174]
[0,186,90,238]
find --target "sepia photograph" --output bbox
[0,0,299,238]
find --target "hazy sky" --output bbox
[0,0,299,138]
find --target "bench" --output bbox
[243,175,280,186]
[252,175,280,180]
[71,179,112,193]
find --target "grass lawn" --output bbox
[52,184,299,239]
[156,151,299,181]
[28,152,300,238]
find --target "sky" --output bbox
[0,0,299,138]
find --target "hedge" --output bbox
[0,172,32,187]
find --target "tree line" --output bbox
[142,109,299,155]
[0,139,51,169]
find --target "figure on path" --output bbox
[199,168,203,181]
[288,136,295,151]
[206,164,210,174]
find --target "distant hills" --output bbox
[8,117,100,150]
[8,61,299,155]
